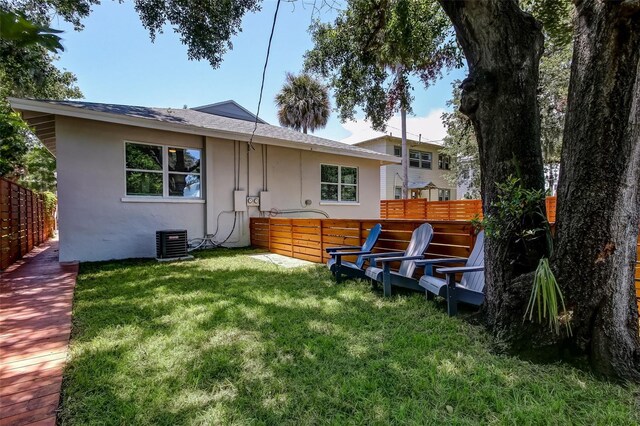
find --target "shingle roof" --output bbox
[10,99,398,163]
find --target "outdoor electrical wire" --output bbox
[248,0,282,149]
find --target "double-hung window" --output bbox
[321,164,358,203]
[438,189,451,201]
[125,142,201,198]
[439,154,451,170]
[409,150,432,169]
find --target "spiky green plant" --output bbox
[524,257,571,335]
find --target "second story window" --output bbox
[393,145,401,157]
[439,154,451,170]
[409,150,432,169]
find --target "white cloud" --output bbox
[339,109,447,145]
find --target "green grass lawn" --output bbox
[60,249,639,425]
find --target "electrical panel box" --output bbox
[234,190,247,212]
[259,191,272,212]
[246,196,260,207]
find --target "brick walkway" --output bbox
[0,239,78,426]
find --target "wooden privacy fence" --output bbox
[0,178,55,270]
[250,218,478,276]
[380,196,558,222]
[250,217,640,313]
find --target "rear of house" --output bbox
[10,98,398,262]
[354,136,457,201]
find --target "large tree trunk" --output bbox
[437,1,548,345]
[554,0,640,382]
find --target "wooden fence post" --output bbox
[289,219,294,257]
[319,219,324,261]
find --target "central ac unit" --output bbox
[156,229,188,259]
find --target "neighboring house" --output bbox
[10,98,398,262]
[455,156,480,200]
[354,136,457,200]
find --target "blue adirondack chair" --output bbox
[416,231,485,316]
[362,223,434,297]
[326,223,383,283]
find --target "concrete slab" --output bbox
[248,253,315,268]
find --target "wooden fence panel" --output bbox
[381,197,556,222]
[0,178,55,270]
[250,217,640,314]
[250,218,476,280]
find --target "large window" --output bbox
[439,154,451,170]
[125,142,201,198]
[409,150,432,169]
[394,147,431,169]
[438,189,451,201]
[321,164,358,203]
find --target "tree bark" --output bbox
[437,0,548,345]
[554,0,640,382]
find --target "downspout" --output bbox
[202,136,207,235]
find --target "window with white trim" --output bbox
[125,142,201,198]
[393,145,401,157]
[321,164,358,202]
[438,189,451,201]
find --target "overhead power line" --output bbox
[249,0,282,149]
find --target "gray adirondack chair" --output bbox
[417,231,485,316]
[362,223,434,297]
[326,223,383,283]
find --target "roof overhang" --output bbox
[9,98,400,164]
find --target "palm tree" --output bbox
[275,73,330,134]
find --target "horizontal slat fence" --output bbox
[381,197,557,221]
[250,217,640,314]
[251,218,477,280]
[0,178,55,270]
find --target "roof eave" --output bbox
[8,98,398,164]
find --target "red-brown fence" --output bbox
[251,218,478,281]
[250,217,640,314]
[0,178,56,270]
[380,197,558,221]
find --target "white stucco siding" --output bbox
[263,145,380,217]
[55,117,382,261]
[204,138,382,248]
[56,117,205,262]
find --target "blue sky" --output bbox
[53,0,466,143]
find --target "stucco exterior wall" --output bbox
[55,117,382,261]
[56,117,206,262]
[205,138,381,247]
